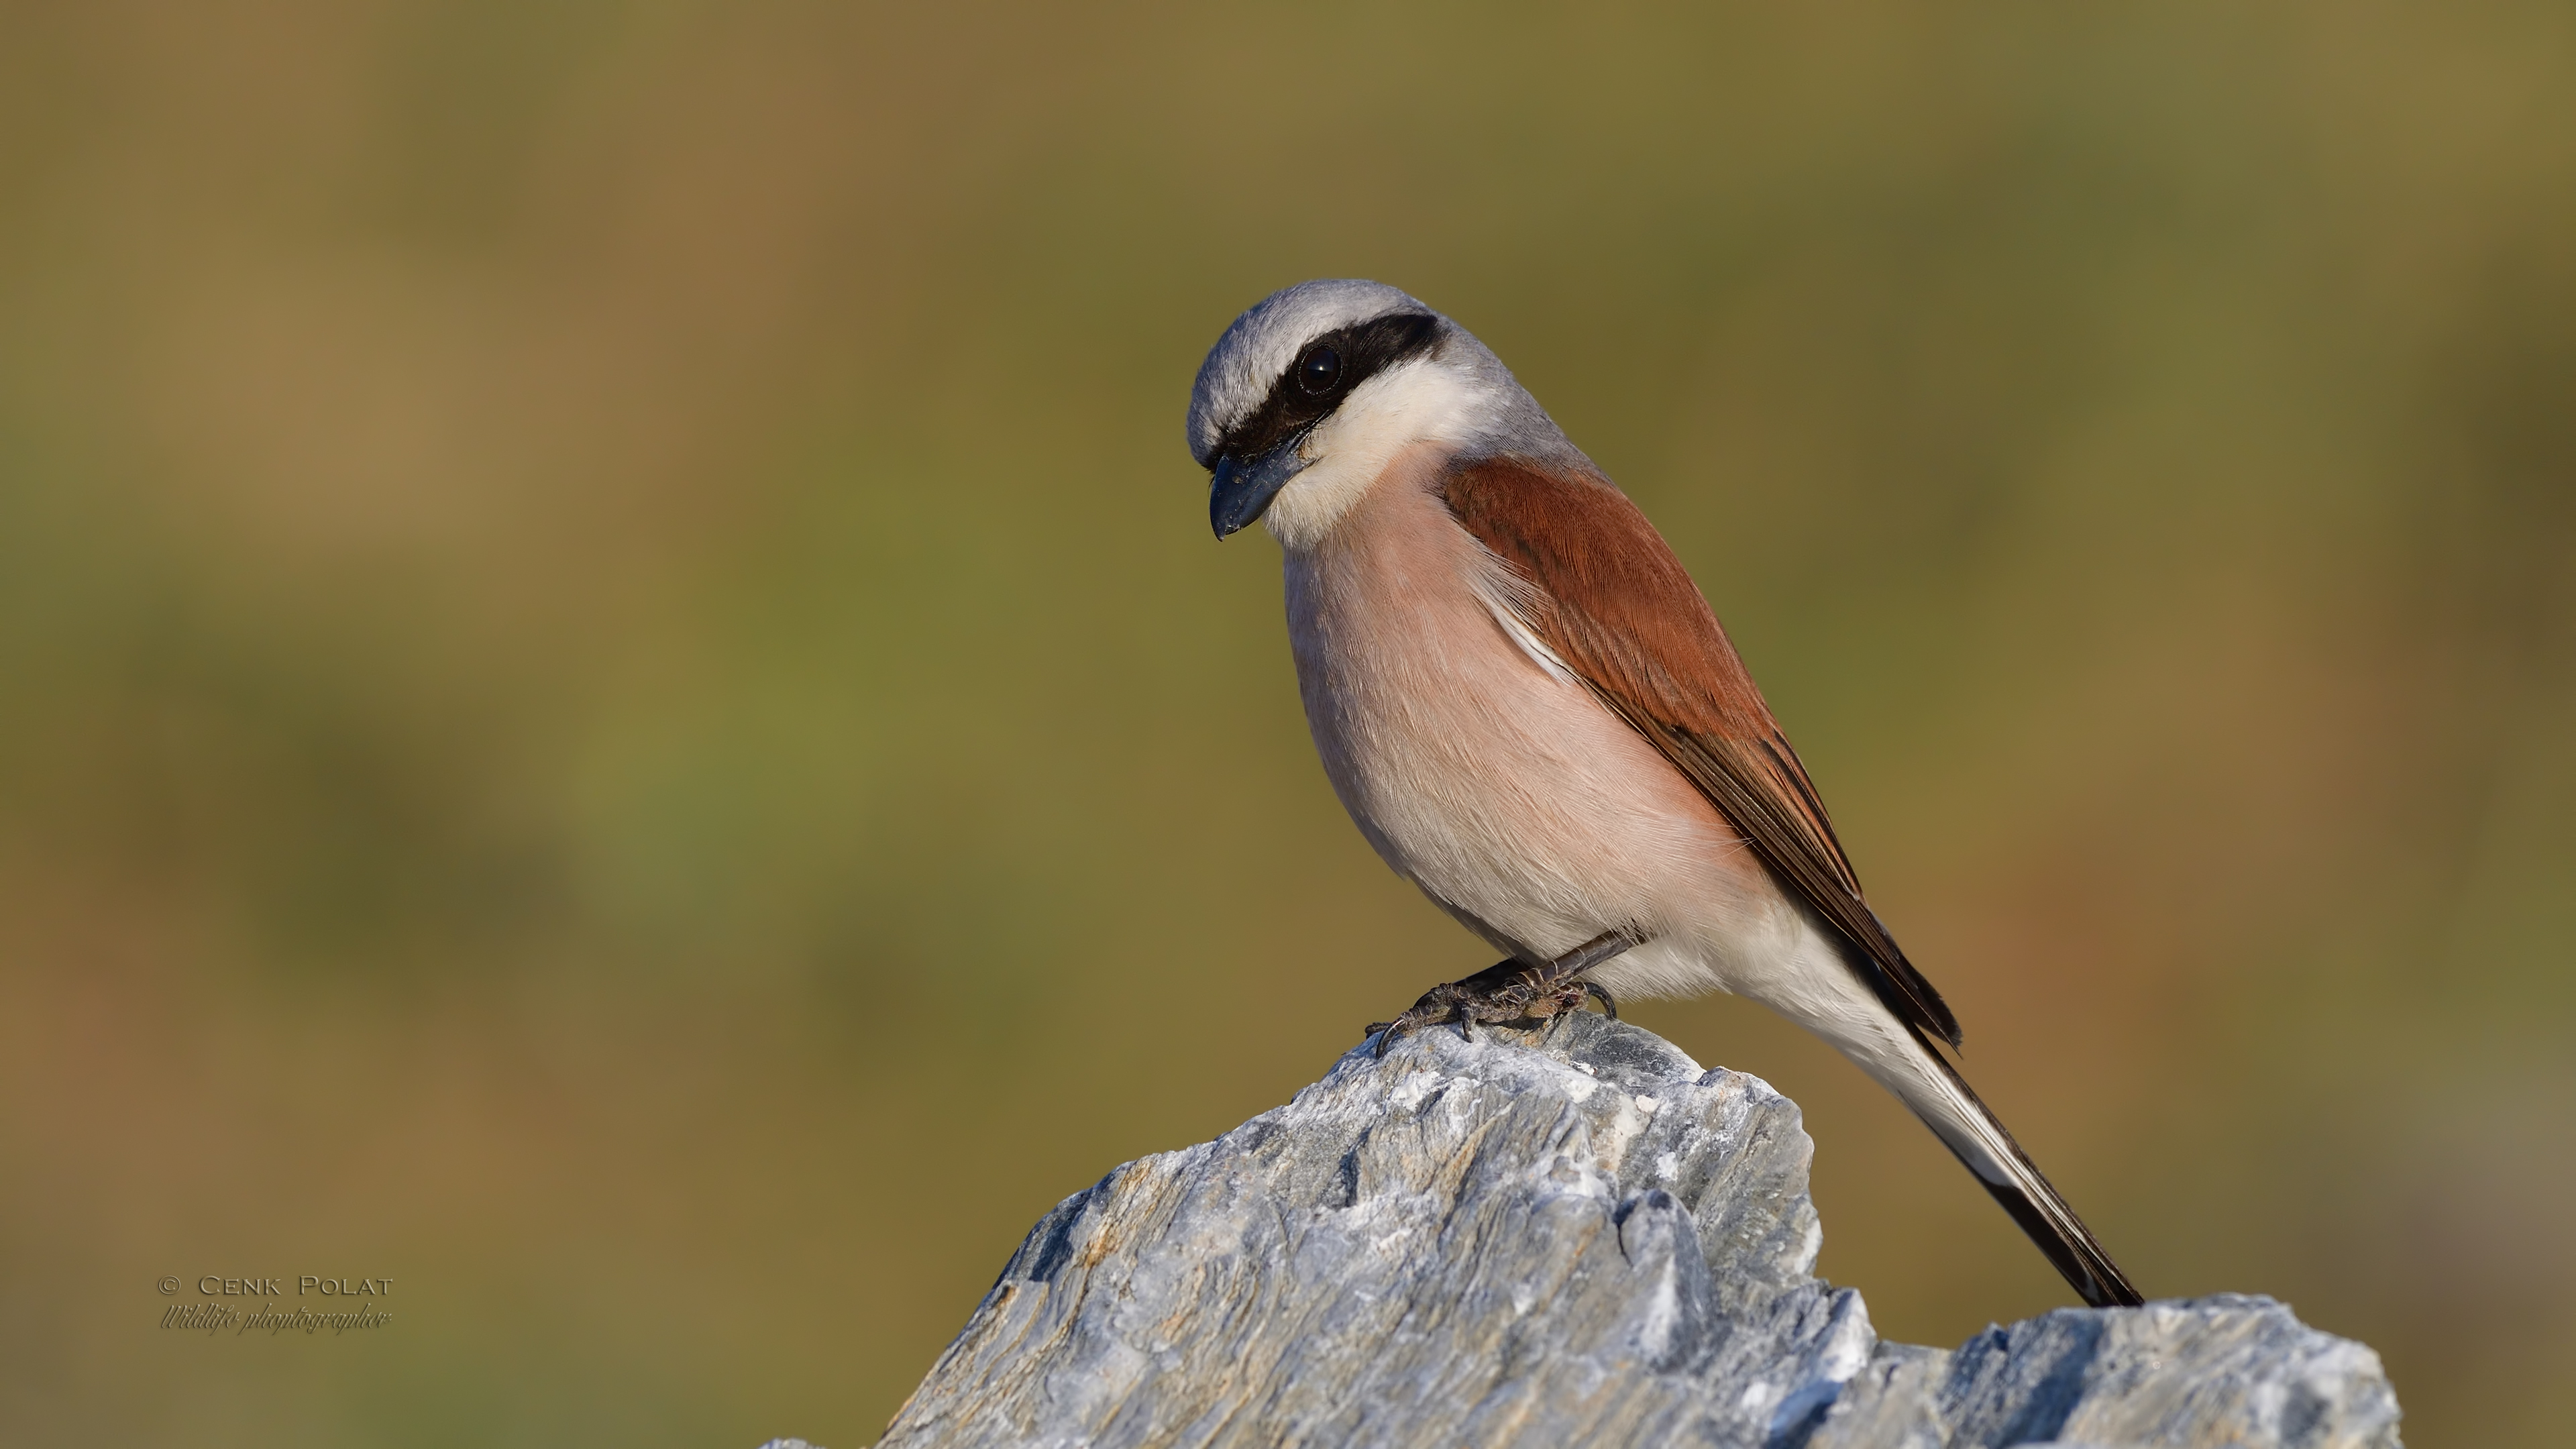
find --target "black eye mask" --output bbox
[1209,311,1443,468]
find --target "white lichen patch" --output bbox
[1386,1070,1444,1112]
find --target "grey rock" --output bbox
[881,1014,2400,1449]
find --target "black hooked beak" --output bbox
[1208,433,1313,539]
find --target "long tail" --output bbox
[1910,1026,2141,1306]
[1854,1020,2143,1308]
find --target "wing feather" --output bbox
[1441,455,1963,1048]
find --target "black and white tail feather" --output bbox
[1880,1024,2141,1308]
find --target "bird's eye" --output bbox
[1297,345,1342,395]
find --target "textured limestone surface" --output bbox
[877,1014,2400,1449]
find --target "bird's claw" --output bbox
[1585,980,1619,1020]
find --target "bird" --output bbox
[1185,278,2143,1309]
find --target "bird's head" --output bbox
[1187,280,1572,549]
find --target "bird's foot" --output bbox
[1367,930,1635,1059]
[1367,961,1584,1057]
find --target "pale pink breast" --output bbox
[1281,453,1774,977]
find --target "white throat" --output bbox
[1261,360,1499,552]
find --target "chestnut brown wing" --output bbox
[1442,455,1962,1048]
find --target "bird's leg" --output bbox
[1371,929,1638,1057]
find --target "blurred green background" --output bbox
[1,2,2570,1444]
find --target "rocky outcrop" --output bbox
[877,1014,2400,1448]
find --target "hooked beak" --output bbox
[1208,433,1313,539]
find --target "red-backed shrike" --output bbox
[1188,279,2141,1309]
